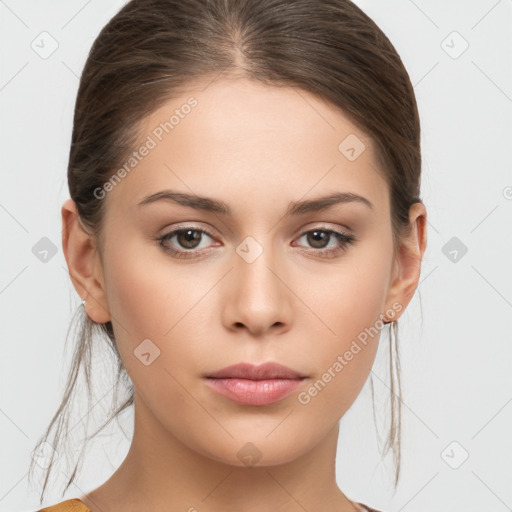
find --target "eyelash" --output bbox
[156,225,357,260]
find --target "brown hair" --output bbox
[29,0,422,503]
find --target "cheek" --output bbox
[104,252,166,341]
[298,238,393,408]
[101,237,218,380]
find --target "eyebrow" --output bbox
[137,189,374,215]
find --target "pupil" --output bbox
[179,230,201,249]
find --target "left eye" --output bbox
[295,228,354,250]
[156,226,356,259]
[293,228,356,258]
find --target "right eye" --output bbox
[156,226,218,259]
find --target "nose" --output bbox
[221,238,292,337]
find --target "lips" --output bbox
[204,362,308,406]
[206,362,307,380]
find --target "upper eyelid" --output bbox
[161,223,350,236]
[161,224,216,238]
[291,223,352,238]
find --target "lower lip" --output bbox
[205,377,306,406]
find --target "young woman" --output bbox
[30,0,427,510]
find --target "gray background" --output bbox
[1,0,511,510]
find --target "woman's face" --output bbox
[87,76,412,466]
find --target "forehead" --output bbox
[106,76,389,217]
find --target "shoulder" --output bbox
[36,498,91,512]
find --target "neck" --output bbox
[81,394,361,512]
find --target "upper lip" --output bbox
[206,362,307,380]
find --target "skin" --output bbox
[62,76,427,512]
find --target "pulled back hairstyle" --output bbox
[29,0,423,503]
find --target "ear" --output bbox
[61,198,111,323]
[384,202,427,321]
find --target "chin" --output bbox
[193,433,314,469]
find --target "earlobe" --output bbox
[61,198,111,324]
[384,202,427,320]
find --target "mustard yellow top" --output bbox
[37,498,91,512]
